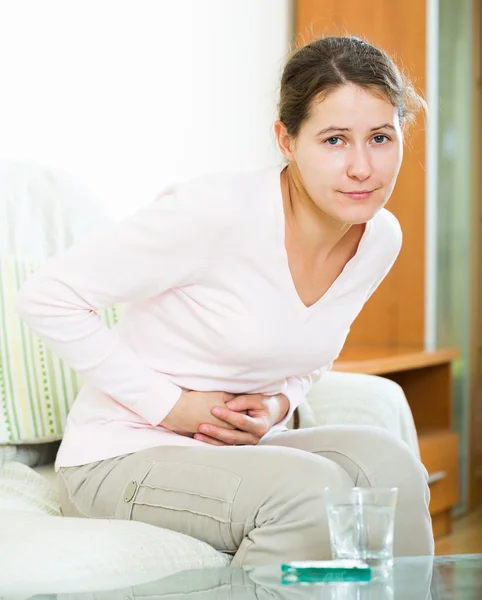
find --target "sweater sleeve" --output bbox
[16,187,224,427]
[276,365,332,426]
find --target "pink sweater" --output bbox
[16,165,402,468]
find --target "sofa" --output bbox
[0,370,420,596]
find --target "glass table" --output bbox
[5,554,482,599]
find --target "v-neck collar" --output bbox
[271,164,374,320]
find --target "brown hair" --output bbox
[278,36,425,138]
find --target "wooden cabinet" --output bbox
[334,347,460,537]
[419,432,459,537]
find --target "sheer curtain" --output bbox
[436,0,473,510]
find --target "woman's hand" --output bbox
[194,393,290,446]
[161,391,239,436]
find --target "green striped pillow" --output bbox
[0,254,121,443]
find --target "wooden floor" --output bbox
[435,505,482,555]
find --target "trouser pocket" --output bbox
[115,459,242,553]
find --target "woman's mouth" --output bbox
[340,189,375,200]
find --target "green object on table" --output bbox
[281,560,372,584]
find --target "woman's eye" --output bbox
[325,136,343,146]
[373,134,389,144]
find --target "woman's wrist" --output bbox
[275,393,290,423]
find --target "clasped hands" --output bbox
[161,390,290,446]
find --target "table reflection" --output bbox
[56,558,433,600]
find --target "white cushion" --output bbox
[306,371,420,457]
[0,441,58,468]
[0,462,230,595]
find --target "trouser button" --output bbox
[124,480,138,502]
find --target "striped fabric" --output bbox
[0,255,120,443]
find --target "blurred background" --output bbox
[0,0,292,218]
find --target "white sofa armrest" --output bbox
[295,371,420,458]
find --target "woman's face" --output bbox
[281,83,404,225]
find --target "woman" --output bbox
[17,36,433,564]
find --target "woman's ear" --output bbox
[274,120,296,162]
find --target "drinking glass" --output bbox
[324,487,398,567]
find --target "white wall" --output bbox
[0,0,293,218]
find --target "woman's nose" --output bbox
[347,147,373,181]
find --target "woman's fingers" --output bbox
[197,423,260,445]
[225,394,265,412]
[211,407,255,430]
[211,406,270,438]
[193,433,229,446]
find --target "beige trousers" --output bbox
[58,425,434,565]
